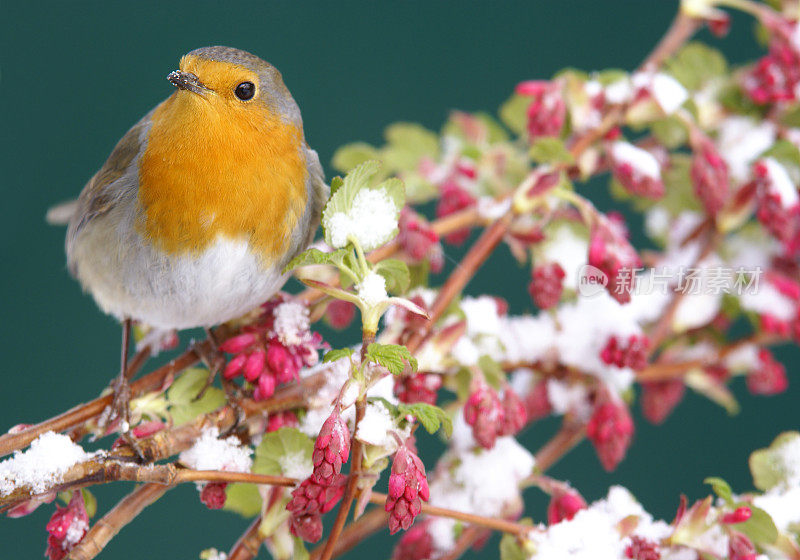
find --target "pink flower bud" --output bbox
[624,536,660,560]
[747,348,789,395]
[394,373,442,405]
[398,208,445,273]
[290,513,323,543]
[436,181,476,245]
[600,335,649,371]
[45,491,89,560]
[754,160,800,251]
[326,299,356,330]
[287,474,347,516]
[200,482,228,509]
[266,342,298,384]
[610,142,665,199]
[547,488,587,524]
[641,380,685,425]
[529,262,566,310]
[386,446,429,534]
[728,530,757,560]
[691,140,730,217]
[498,388,527,436]
[707,12,731,37]
[223,353,247,379]
[516,80,566,140]
[312,411,351,485]
[253,372,276,401]
[219,333,257,354]
[722,506,752,524]
[243,350,267,382]
[267,411,298,432]
[761,314,791,337]
[524,379,553,421]
[392,519,434,560]
[464,382,505,449]
[586,399,634,471]
[588,219,641,305]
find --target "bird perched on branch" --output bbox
[48,46,328,443]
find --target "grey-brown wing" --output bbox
[65,114,151,274]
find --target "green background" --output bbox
[1,1,797,558]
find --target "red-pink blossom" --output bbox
[728,530,758,560]
[290,513,323,543]
[600,334,650,371]
[547,488,587,525]
[267,342,299,384]
[747,348,789,395]
[200,482,227,510]
[45,491,89,560]
[267,411,298,432]
[588,218,641,304]
[326,299,356,330]
[392,519,434,560]
[529,262,566,310]
[312,411,351,485]
[753,160,800,252]
[398,208,445,273]
[722,506,753,524]
[436,181,477,245]
[641,380,685,425]
[586,399,635,471]
[498,388,527,437]
[395,373,442,405]
[524,379,553,421]
[625,536,661,560]
[691,139,730,217]
[386,445,430,534]
[516,80,566,140]
[611,150,665,199]
[744,16,800,105]
[464,382,505,449]
[287,474,347,516]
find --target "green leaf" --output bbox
[223,483,262,517]
[365,343,418,375]
[293,537,311,560]
[736,504,779,546]
[665,42,728,90]
[475,112,510,143]
[381,122,440,171]
[703,477,733,505]
[374,259,411,294]
[284,247,351,273]
[499,533,526,560]
[253,427,314,477]
[329,176,344,198]
[323,347,354,363]
[651,116,689,149]
[321,160,383,248]
[397,402,452,438]
[749,431,800,491]
[499,94,530,136]
[478,355,506,390]
[529,137,575,165]
[332,143,381,173]
[595,69,629,86]
[780,104,800,128]
[660,154,702,215]
[166,369,226,426]
[761,140,800,181]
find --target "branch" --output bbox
[227,516,264,560]
[68,482,170,560]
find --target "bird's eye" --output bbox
[234,81,255,101]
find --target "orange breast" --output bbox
[138,90,307,264]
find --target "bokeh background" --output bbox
[1,1,797,558]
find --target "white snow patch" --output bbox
[762,158,799,208]
[325,188,398,251]
[272,301,310,346]
[178,427,252,473]
[0,431,94,496]
[716,117,776,182]
[611,141,661,179]
[739,280,796,321]
[357,270,388,306]
[652,73,689,114]
[542,224,589,290]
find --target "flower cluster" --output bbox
[221,298,325,400]
[45,491,89,560]
[463,383,527,449]
[386,444,430,534]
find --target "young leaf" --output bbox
[284,247,351,273]
[665,42,728,90]
[324,347,354,363]
[321,160,383,248]
[365,343,418,375]
[223,483,262,517]
[381,122,440,171]
[499,94,530,136]
[253,427,314,477]
[736,504,779,546]
[703,476,733,504]
[332,143,381,173]
[329,176,344,198]
[499,533,527,560]
[375,259,411,294]
[166,369,226,426]
[478,355,506,389]
[529,137,575,165]
[749,431,800,491]
[293,537,311,560]
[397,402,453,438]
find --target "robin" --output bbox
[47,46,328,439]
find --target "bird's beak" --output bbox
[167,70,210,96]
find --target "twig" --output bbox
[533,421,586,473]
[227,516,264,560]
[309,509,388,560]
[68,483,170,560]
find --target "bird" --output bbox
[47,46,328,440]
